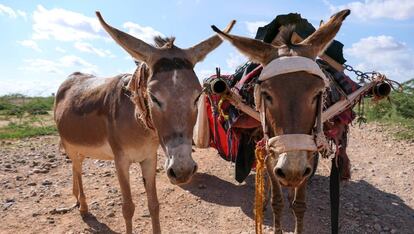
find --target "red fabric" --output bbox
[235,65,263,90]
[205,95,239,162]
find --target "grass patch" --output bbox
[364,79,414,141]
[0,94,56,139]
[0,122,57,139]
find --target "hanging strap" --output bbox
[330,158,340,234]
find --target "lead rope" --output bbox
[255,97,267,234]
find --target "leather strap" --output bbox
[330,158,340,234]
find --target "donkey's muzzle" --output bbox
[268,134,317,187]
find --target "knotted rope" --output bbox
[254,139,267,234]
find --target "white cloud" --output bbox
[123,22,164,44]
[245,21,267,37]
[21,55,98,75]
[74,42,114,57]
[325,0,414,20]
[195,69,214,81]
[17,10,27,20]
[55,47,66,53]
[0,77,64,96]
[32,5,105,41]
[31,4,164,46]
[345,35,414,82]
[226,52,247,71]
[18,40,41,52]
[0,3,26,19]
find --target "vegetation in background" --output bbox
[364,79,414,141]
[0,94,56,139]
[1,80,413,140]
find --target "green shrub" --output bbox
[0,122,56,139]
[23,100,50,115]
[364,79,414,141]
[0,94,54,116]
[4,105,25,117]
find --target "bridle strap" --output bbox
[259,56,330,87]
[268,134,318,153]
[260,97,269,142]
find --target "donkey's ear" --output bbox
[299,9,350,58]
[185,20,236,65]
[211,25,279,65]
[96,11,157,64]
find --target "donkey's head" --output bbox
[97,12,235,184]
[212,10,350,187]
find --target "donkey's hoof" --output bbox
[79,205,89,215]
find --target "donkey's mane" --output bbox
[153,36,176,48]
[272,25,296,48]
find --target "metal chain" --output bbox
[343,64,377,83]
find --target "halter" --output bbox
[254,56,330,156]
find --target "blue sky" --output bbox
[0,0,413,96]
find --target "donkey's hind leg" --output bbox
[66,148,88,215]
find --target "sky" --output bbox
[0,0,413,96]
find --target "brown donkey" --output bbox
[54,12,234,234]
[212,10,350,234]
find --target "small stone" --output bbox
[107,212,115,217]
[5,198,15,203]
[50,207,71,215]
[374,223,382,232]
[42,180,52,186]
[32,212,41,217]
[52,193,61,197]
[33,168,49,174]
[4,164,11,169]
[3,202,13,210]
[141,212,150,218]
[107,201,115,206]
[30,191,37,197]
[27,182,37,186]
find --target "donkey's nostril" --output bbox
[275,168,286,178]
[167,168,177,178]
[303,167,312,177]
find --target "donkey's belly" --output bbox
[64,141,115,160]
[63,139,158,163]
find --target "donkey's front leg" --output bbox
[115,154,135,234]
[140,156,161,234]
[291,182,307,234]
[266,158,284,234]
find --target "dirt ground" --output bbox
[0,123,413,234]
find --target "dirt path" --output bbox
[1,123,413,234]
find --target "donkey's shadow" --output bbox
[182,172,414,233]
[81,213,120,234]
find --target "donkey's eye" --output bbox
[150,94,162,108]
[262,92,273,103]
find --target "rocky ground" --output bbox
[0,123,413,234]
